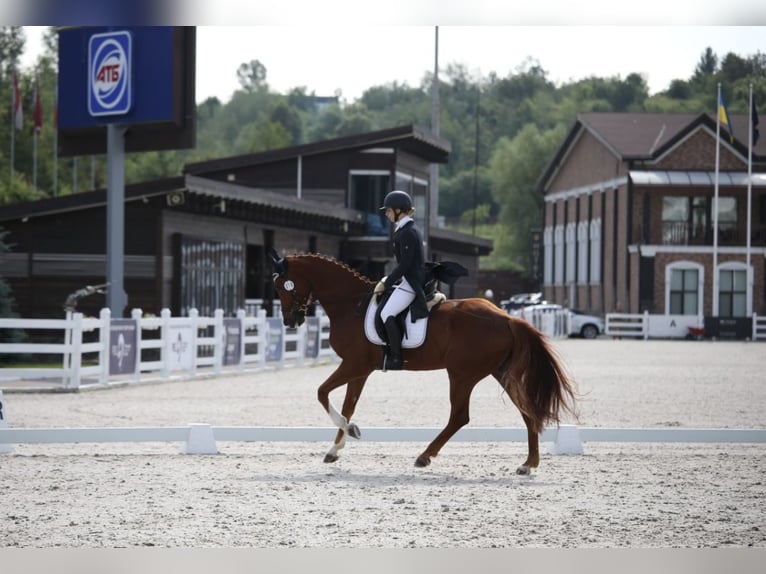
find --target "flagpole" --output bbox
[10,72,15,191]
[33,74,41,192]
[54,82,58,196]
[713,83,721,317]
[745,84,753,315]
[33,130,37,191]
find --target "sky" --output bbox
[19,25,766,105]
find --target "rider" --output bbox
[378,190,427,371]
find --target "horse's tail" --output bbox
[500,317,579,434]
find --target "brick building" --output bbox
[538,112,765,333]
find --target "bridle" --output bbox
[272,273,313,318]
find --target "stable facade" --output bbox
[0,124,491,319]
[539,112,765,335]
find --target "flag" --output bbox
[718,93,734,144]
[33,76,42,135]
[13,72,22,130]
[753,98,760,147]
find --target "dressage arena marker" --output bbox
[1,425,765,455]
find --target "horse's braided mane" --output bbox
[290,252,375,284]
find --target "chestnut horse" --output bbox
[270,251,577,474]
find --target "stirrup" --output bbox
[382,352,403,371]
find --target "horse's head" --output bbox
[269,248,312,328]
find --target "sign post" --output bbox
[90,31,133,317]
[58,27,196,317]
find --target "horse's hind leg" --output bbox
[317,361,372,463]
[492,371,539,475]
[415,372,480,467]
[517,414,540,475]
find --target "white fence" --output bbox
[605,311,766,340]
[0,307,337,390]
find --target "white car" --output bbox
[512,303,604,339]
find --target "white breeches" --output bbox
[380,278,416,321]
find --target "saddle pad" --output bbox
[364,297,428,349]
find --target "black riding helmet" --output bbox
[379,190,413,212]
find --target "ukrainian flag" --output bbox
[718,94,735,144]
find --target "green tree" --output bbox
[237,59,268,92]
[488,123,566,271]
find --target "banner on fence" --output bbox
[305,317,320,358]
[223,318,242,366]
[109,319,138,375]
[266,318,284,362]
[168,325,193,371]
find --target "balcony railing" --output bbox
[660,222,766,246]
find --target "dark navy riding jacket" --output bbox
[384,219,428,321]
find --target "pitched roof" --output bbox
[539,111,765,192]
[184,124,451,176]
[578,113,701,158]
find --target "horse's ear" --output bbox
[268,248,288,275]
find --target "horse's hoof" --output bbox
[347,423,361,440]
[414,456,431,468]
[515,465,531,475]
[324,453,339,463]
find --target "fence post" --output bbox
[99,308,111,385]
[68,312,84,390]
[297,322,306,367]
[131,308,143,382]
[643,310,650,340]
[160,308,172,379]
[258,308,268,370]
[62,310,73,386]
[236,309,246,370]
[189,308,199,377]
[213,309,224,375]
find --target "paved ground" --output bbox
[1,338,765,547]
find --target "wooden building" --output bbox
[539,112,765,334]
[0,124,491,319]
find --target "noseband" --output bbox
[273,273,313,317]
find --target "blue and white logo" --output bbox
[88,31,132,117]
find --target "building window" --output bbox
[565,222,576,283]
[577,221,588,284]
[662,196,689,244]
[554,224,564,284]
[666,262,703,315]
[349,171,390,236]
[718,265,747,317]
[662,195,737,245]
[543,226,553,285]
[716,197,738,243]
[589,218,601,283]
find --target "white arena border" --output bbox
[2,425,765,455]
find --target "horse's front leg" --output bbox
[317,362,371,463]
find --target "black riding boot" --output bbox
[383,317,403,371]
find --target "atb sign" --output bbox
[88,31,132,117]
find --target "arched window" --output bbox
[665,261,704,316]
